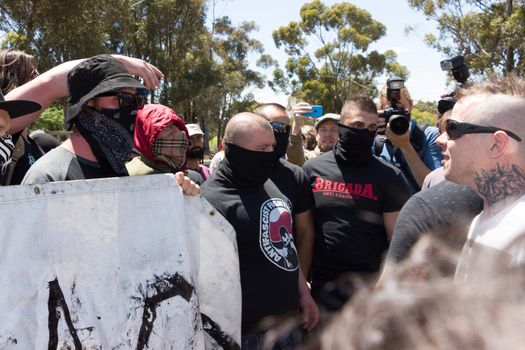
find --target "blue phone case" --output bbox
[304,105,323,118]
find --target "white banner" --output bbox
[0,174,240,349]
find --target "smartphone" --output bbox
[304,105,323,118]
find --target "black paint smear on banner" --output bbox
[45,274,237,350]
[48,278,82,350]
[201,313,240,350]
[136,273,194,350]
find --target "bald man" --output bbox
[201,113,318,349]
[436,75,525,281]
[252,103,316,278]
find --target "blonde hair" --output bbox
[378,84,413,112]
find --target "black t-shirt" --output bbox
[303,151,410,285]
[201,172,300,333]
[272,158,314,215]
[387,181,483,263]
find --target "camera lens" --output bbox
[389,115,410,135]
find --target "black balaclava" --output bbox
[218,142,275,188]
[334,123,376,165]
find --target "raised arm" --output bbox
[6,55,163,134]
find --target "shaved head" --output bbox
[455,74,525,150]
[453,94,525,153]
[252,103,289,125]
[224,112,275,151]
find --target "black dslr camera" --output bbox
[438,55,470,113]
[380,77,411,135]
[440,55,470,84]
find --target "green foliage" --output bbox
[272,0,408,112]
[0,0,266,142]
[411,100,437,126]
[30,106,64,132]
[407,0,525,76]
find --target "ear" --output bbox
[488,130,510,158]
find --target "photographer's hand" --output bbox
[386,124,431,187]
[385,124,411,150]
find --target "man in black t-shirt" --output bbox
[201,113,318,348]
[303,96,410,300]
[376,181,483,284]
[253,103,316,277]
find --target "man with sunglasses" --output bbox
[436,75,525,281]
[21,55,151,183]
[19,55,199,193]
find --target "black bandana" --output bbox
[0,134,14,176]
[76,107,134,176]
[334,123,375,165]
[218,143,276,188]
[96,105,137,137]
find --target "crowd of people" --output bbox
[2,49,525,349]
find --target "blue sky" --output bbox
[208,0,453,106]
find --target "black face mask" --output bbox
[271,121,291,160]
[219,143,276,188]
[97,105,137,137]
[334,123,375,164]
[76,106,134,176]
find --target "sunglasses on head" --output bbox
[96,91,148,110]
[270,121,291,134]
[445,119,522,142]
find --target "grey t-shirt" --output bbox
[22,147,110,184]
[387,181,483,263]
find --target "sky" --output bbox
[208,0,453,106]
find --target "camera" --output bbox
[380,76,411,135]
[440,55,470,85]
[438,55,469,113]
[437,96,456,115]
[380,107,410,135]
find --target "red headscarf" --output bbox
[134,104,189,170]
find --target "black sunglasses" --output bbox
[445,119,522,142]
[96,91,148,110]
[270,121,291,134]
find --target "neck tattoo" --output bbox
[473,162,525,207]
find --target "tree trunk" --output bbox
[505,0,515,74]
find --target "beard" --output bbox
[187,146,204,159]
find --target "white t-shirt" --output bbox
[455,194,525,281]
[209,150,224,174]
